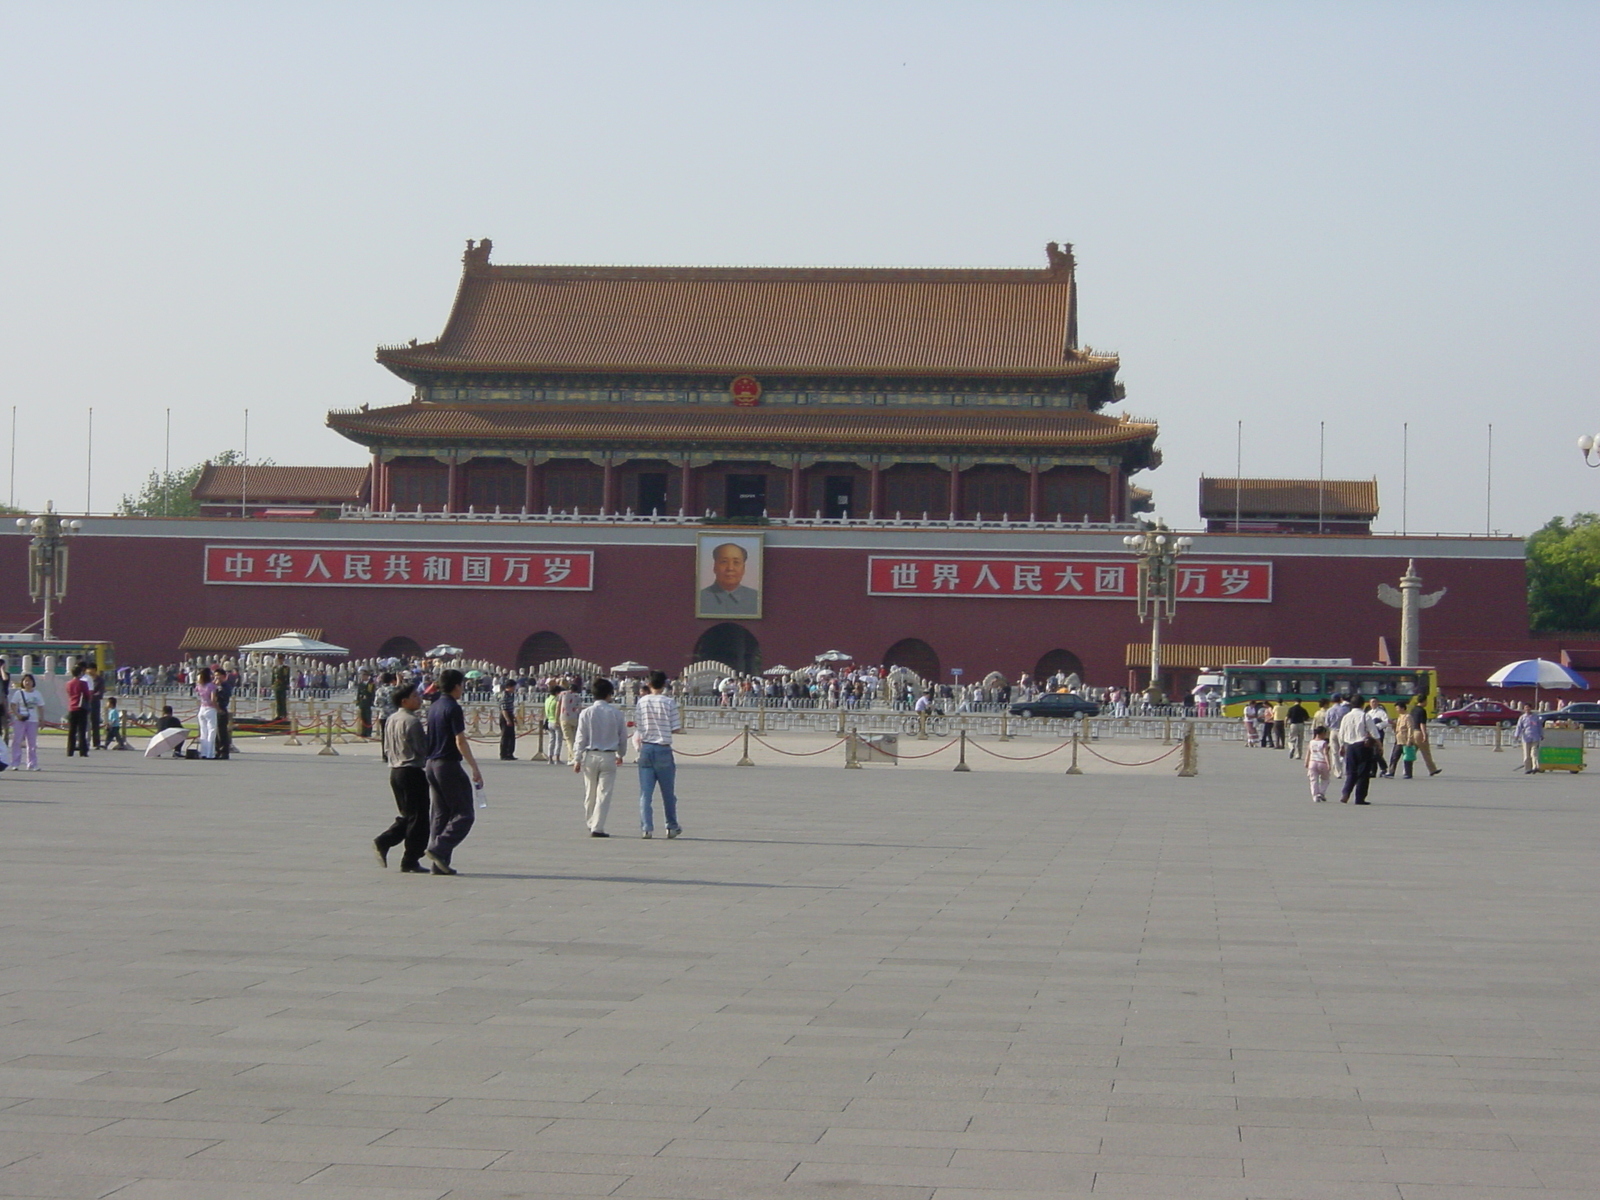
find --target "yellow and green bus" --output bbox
[0,637,115,720]
[1220,658,1437,718]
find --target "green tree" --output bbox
[1527,513,1600,631]
[117,450,272,517]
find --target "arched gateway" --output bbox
[378,636,424,660]
[883,638,940,682]
[518,631,572,668]
[1034,648,1085,683]
[694,624,761,676]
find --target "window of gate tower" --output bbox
[726,474,767,519]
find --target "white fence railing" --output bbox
[337,505,1137,532]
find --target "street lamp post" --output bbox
[15,503,81,640]
[1579,434,1600,468]
[1122,522,1193,703]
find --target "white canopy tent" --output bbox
[238,632,350,657]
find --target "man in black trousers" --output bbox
[1338,696,1378,805]
[424,669,482,875]
[65,662,92,757]
[374,683,430,873]
[498,678,519,760]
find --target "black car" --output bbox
[1538,703,1600,729]
[1010,693,1101,719]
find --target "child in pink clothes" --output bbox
[1306,727,1331,802]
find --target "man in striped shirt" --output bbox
[635,671,683,839]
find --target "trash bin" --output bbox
[857,734,899,765]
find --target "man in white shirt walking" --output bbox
[572,677,627,837]
[1338,697,1379,804]
[635,671,683,839]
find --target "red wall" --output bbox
[0,526,1576,691]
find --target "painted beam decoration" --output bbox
[868,557,1271,601]
[205,545,594,590]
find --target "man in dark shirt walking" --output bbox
[424,668,482,875]
[1284,700,1310,759]
[498,678,519,760]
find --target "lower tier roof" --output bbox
[328,403,1159,463]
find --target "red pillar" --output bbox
[444,459,458,514]
[948,464,962,521]
[1106,466,1120,522]
[523,460,535,513]
[868,464,882,520]
[1028,465,1041,523]
[602,459,616,515]
[682,463,696,515]
[790,464,804,516]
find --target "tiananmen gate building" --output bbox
[0,240,1570,693]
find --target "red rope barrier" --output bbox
[750,735,848,757]
[673,734,746,758]
[872,738,961,760]
[969,739,1072,761]
[1080,742,1184,768]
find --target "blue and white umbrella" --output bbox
[1487,659,1589,690]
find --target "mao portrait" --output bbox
[696,533,763,619]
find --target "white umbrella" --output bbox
[611,661,650,674]
[1487,659,1588,689]
[144,727,186,758]
[1487,658,1588,704]
[239,632,350,656]
[426,644,464,659]
[763,664,794,676]
[814,650,854,663]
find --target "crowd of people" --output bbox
[1237,692,1556,803]
[0,659,138,770]
[370,669,685,875]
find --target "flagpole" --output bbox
[1402,421,1408,537]
[1234,419,1242,532]
[1318,420,1325,535]
[241,408,249,519]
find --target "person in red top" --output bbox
[65,662,92,757]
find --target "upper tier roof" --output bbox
[376,239,1115,381]
[1199,477,1379,520]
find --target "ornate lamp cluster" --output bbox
[1579,434,1600,468]
[1122,522,1194,701]
[15,503,81,640]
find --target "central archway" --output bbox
[518,631,572,668]
[1034,648,1085,683]
[377,635,423,660]
[693,623,762,675]
[883,638,940,682]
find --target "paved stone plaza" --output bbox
[0,732,1596,1199]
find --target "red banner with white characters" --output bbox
[204,545,593,590]
[868,557,1271,601]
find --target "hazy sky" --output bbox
[2,1,1595,536]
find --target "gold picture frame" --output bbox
[695,532,764,620]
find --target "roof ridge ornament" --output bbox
[463,238,494,273]
[1047,242,1078,356]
